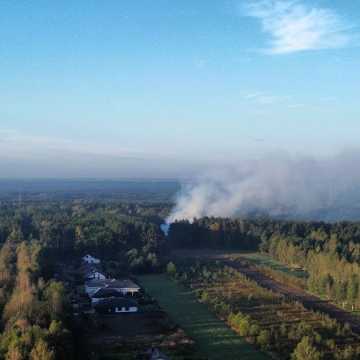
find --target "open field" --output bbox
[80,310,197,360]
[173,250,307,278]
[233,252,307,279]
[139,274,269,360]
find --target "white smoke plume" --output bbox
[167,151,360,223]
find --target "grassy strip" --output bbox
[139,274,270,360]
[235,253,308,279]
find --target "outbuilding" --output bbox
[94,298,138,314]
[86,270,106,281]
[82,254,101,265]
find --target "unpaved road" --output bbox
[173,250,360,335]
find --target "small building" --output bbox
[85,278,140,297]
[90,288,124,304]
[148,348,170,360]
[94,298,138,314]
[80,263,106,281]
[82,254,101,265]
[85,270,106,281]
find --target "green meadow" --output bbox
[139,274,270,360]
[238,252,308,279]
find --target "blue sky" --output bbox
[0,0,359,177]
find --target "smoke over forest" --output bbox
[167,151,360,223]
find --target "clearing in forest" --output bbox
[172,250,307,279]
[139,274,269,360]
[232,252,307,279]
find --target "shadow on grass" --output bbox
[139,274,270,360]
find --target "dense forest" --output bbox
[0,241,72,359]
[0,202,168,274]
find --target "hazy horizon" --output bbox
[1,0,359,178]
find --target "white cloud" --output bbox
[243,0,354,54]
[243,91,290,105]
[242,90,308,109]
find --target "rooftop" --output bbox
[92,288,124,298]
[94,297,138,309]
[85,278,140,290]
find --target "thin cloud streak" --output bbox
[243,0,355,54]
[0,129,149,160]
[242,91,302,107]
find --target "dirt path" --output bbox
[173,250,360,335]
[225,259,360,333]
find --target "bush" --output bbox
[256,330,271,350]
[166,262,177,277]
[291,336,322,360]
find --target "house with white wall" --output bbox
[85,278,140,297]
[82,254,101,265]
[94,298,138,314]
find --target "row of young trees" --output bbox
[171,262,360,360]
[0,241,73,359]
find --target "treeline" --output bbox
[168,218,263,250]
[169,217,360,255]
[0,202,167,273]
[266,236,360,309]
[0,241,72,359]
[169,217,360,308]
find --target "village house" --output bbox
[94,297,138,314]
[85,269,106,281]
[82,254,101,265]
[90,288,124,304]
[85,278,140,297]
[79,263,106,281]
[148,348,170,360]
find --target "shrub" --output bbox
[256,330,271,350]
[166,262,177,277]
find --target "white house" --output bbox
[85,278,140,297]
[149,349,170,360]
[82,254,101,265]
[86,270,106,281]
[94,298,138,314]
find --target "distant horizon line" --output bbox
[0,177,183,182]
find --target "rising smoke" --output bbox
[167,151,360,223]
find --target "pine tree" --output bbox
[30,339,55,360]
[292,336,322,360]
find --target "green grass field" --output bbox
[237,252,308,279]
[139,274,270,360]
